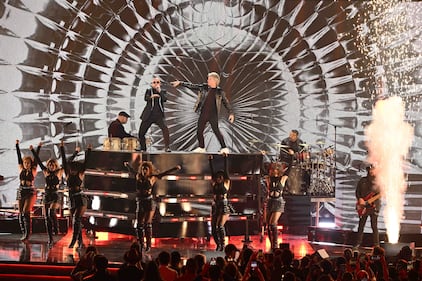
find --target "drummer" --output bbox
[279,129,306,166]
[108,111,133,139]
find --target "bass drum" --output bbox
[285,166,310,195]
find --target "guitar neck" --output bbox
[367,193,381,204]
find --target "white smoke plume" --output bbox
[365,96,414,243]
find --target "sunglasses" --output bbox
[152,81,160,84]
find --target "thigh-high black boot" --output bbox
[21,213,31,242]
[18,213,26,241]
[217,226,226,252]
[45,215,54,244]
[49,208,59,235]
[145,223,152,252]
[136,226,145,250]
[69,216,82,248]
[269,224,278,251]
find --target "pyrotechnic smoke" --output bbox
[365,96,413,243]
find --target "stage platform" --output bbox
[0,229,420,266]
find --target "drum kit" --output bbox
[103,137,140,151]
[261,141,335,196]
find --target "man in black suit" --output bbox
[138,77,170,152]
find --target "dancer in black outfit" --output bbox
[31,142,64,244]
[265,163,286,251]
[208,153,231,251]
[61,140,91,248]
[138,76,171,152]
[171,72,234,154]
[124,160,181,251]
[16,140,38,242]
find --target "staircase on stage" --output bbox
[84,150,264,238]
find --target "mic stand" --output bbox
[325,122,337,196]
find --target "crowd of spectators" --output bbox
[70,242,421,281]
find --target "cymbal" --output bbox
[316,141,325,145]
[299,143,309,147]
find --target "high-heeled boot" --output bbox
[49,208,59,235]
[69,216,82,248]
[21,213,31,242]
[45,217,54,244]
[77,229,84,248]
[269,224,278,251]
[18,214,25,241]
[267,225,273,249]
[136,226,145,250]
[212,226,220,251]
[145,223,152,252]
[217,226,226,252]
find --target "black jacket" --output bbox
[140,88,167,120]
[179,82,233,116]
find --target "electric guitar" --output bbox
[356,192,381,216]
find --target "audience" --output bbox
[143,260,163,281]
[118,244,144,281]
[175,258,197,281]
[66,239,421,281]
[171,250,183,275]
[158,250,179,281]
[71,245,98,281]
[82,254,115,281]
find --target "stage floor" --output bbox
[0,231,359,266]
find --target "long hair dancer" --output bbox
[61,140,91,248]
[15,140,38,242]
[31,142,64,244]
[125,160,181,251]
[209,153,231,251]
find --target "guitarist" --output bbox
[354,165,380,248]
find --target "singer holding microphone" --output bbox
[138,76,171,152]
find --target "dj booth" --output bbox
[83,150,263,239]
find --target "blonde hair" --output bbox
[208,72,220,86]
[46,159,59,169]
[23,156,34,164]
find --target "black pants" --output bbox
[138,116,169,150]
[197,113,226,148]
[356,212,379,246]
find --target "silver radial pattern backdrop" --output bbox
[0,0,421,233]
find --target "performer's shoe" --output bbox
[193,147,206,153]
[219,147,230,154]
[164,147,171,152]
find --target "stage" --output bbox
[0,231,348,265]
[1,229,420,265]
[0,150,420,280]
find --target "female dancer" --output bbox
[265,162,287,251]
[31,142,64,244]
[61,140,91,248]
[124,160,181,251]
[209,153,231,251]
[16,140,38,242]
